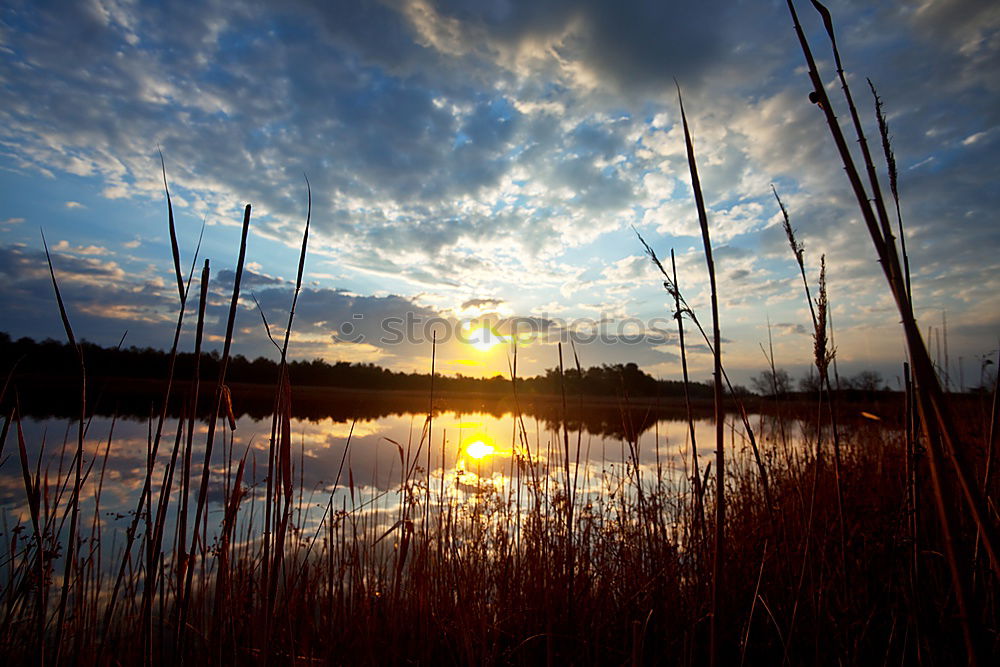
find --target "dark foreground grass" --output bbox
[2,382,994,665]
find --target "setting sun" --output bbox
[465,323,505,352]
[465,440,495,460]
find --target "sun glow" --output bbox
[465,323,505,352]
[465,440,495,460]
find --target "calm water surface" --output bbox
[1,406,774,573]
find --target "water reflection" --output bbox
[2,409,748,511]
[1,406,764,577]
[12,380,715,442]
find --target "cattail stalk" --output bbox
[179,203,252,644]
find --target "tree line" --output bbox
[749,367,890,396]
[0,332,715,400]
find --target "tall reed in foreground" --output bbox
[787,0,999,661]
[95,158,204,665]
[40,231,84,666]
[178,202,252,652]
[672,248,704,534]
[634,233,770,508]
[260,178,310,657]
[675,84,727,667]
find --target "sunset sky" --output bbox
[1,0,997,387]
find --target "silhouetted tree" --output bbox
[848,370,885,392]
[798,369,822,393]
[751,368,793,396]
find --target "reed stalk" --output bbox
[41,231,85,666]
[787,0,1000,660]
[635,232,770,507]
[773,188,847,579]
[179,203,252,648]
[262,180,310,654]
[675,84,727,666]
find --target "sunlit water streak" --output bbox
[0,408,782,577]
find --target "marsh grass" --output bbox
[788,0,999,662]
[0,335,995,666]
[0,2,998,664]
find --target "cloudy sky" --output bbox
[1,0,997,388]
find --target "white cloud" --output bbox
[53,240,110,256]
[0,0,996,383]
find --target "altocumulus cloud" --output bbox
[0,0,997,382]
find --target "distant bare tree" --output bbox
[726,383,753,397]
[849,370,885,392]
[798,369,822,393]
[977,356,997,393]
[751,368,793,396]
